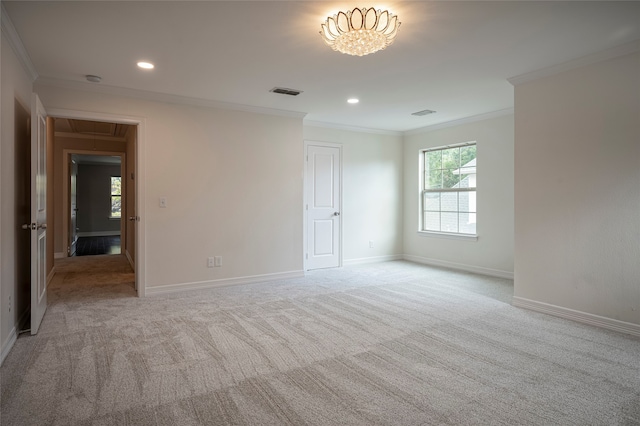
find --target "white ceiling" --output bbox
[4,1,640,132]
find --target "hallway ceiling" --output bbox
[4,1,640,132]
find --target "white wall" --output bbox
[36,84,304,292]
[1,32,34,361]
[513,52,640,327]
[303,126,404,264]
[403,115,515,278]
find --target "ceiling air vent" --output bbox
[411,109,436,117]
[270,87,303,96]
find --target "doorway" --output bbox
[50,115,142,294]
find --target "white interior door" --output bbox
[306,144,341,270]
[69,156,78,256]
[30,94,48,334]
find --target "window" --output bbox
[421,143,476,235]
[110,176,121,218]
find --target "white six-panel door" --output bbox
[30,94,48,334]
[306,144,341,270]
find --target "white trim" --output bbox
[46,266,56,284]
[1,3,38,81]
[55,131,127,142]
[343,255,403,266]
[0,328,17,367]
[404,109,514,136]
[512,296,640,338]
[77,231,121,237]
[146,270,304,296]
[54,252,65,259]
[403,254,514,280]
[417,231,478,242]
[36,77,307,120]
[125,250,134,271]
[508,39,640,86]
[304,120,402,136]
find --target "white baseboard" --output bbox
[343,254,403,266]
[125,250,134,271]
[54,252,65,259]
[77,231,121,237]
[47,266,56,284]
[146,270,305,296]
[0,328,17,367]
[403,254,514,279]
[512,296,640,338]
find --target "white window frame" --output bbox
[418,142,478,241]
[110,176,122,219]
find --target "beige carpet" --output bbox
[1,256,639,425]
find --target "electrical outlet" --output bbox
[369,240,374,248]
[207,257,214,268]
[214,256,222,267]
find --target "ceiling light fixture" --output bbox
[85,75,102,83]
[320,7,400,56]
[137,61,154,70]
[347,98,359,104]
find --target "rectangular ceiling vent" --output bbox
[411,109,437,116]
[270,87,303,96]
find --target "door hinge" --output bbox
[305,204,308,210]
[305,253,308,260]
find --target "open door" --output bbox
[69,156,78,256]
[29,94,48,334]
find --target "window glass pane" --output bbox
[459,213,476,234]
[442,147,460,170]
[442,169,459,189]
[424,212,440,231]
[111,176,121,196]
[459,191,476,213]
[441,212,459,233]
[441,192,458,212]
[428,170,442,189]
[427,151,441,171]
[424,192,440,211]
[461,145,476,164]
[111,196,121,217]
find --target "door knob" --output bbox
[333,212,340,216]
[38,223,47,229]
[22,223,34,230]
[129,216,136,221]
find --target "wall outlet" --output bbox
[207,257,214,268]
[214,256,222,267]
[369,240,374,248]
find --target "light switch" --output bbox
[159,197,167,208]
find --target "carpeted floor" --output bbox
[1,256,639,425]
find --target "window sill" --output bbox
[109,216,122,220]
[417,231,478,241]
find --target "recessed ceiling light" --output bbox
[85,75,102,83]
[137,61,154,70]
[347,98,359,104]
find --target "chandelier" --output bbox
[320,7,400,57]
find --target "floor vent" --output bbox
[270,87,303,96]
[411,109,436,116]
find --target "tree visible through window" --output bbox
[421,143,476,235]
[111,176,121,218]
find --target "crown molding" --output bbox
[303,119,402,136]
[508,39,640,86]
[404,108,514,136]
[1,3,38,81]
[35,76,308,120]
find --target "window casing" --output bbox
[110,176,121,218]
[420,143,476,236]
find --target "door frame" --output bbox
[48,108,146,297]
[303,140,343,271]
[62,150,126,257]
